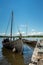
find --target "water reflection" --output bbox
[0,41,3,61]
[1,44,33,65]
[23,44,33,65]
[0,39,34,65]
[2,48,24,65]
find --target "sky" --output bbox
[0,0,43,35]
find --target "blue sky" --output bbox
[0,0,43,35]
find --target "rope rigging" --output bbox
[5,13,12,35]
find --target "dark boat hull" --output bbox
[2,39,23,53]
[2,41,15,50]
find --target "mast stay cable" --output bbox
[5,13,11,36]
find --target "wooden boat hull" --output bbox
[2,41,15,50]
[2,39,23,53]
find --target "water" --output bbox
[23,44,33,65]
[0,38,34,65]
[24,37,43,41]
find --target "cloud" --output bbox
[28,28,43,35]
[13,31,43,36]
[32,29,36,32]
[0,31,43,36]
[14,32,26,36]
[28,32,43,35]
[0,33,6,35]
[17,24,26,32]
[17,24,27,33]
[20,24,26,27]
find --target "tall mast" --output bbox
[10,11,13,40]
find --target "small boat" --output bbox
[29,40,43,65]
[2,11,23,53]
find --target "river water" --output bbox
[0,38,35,65]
